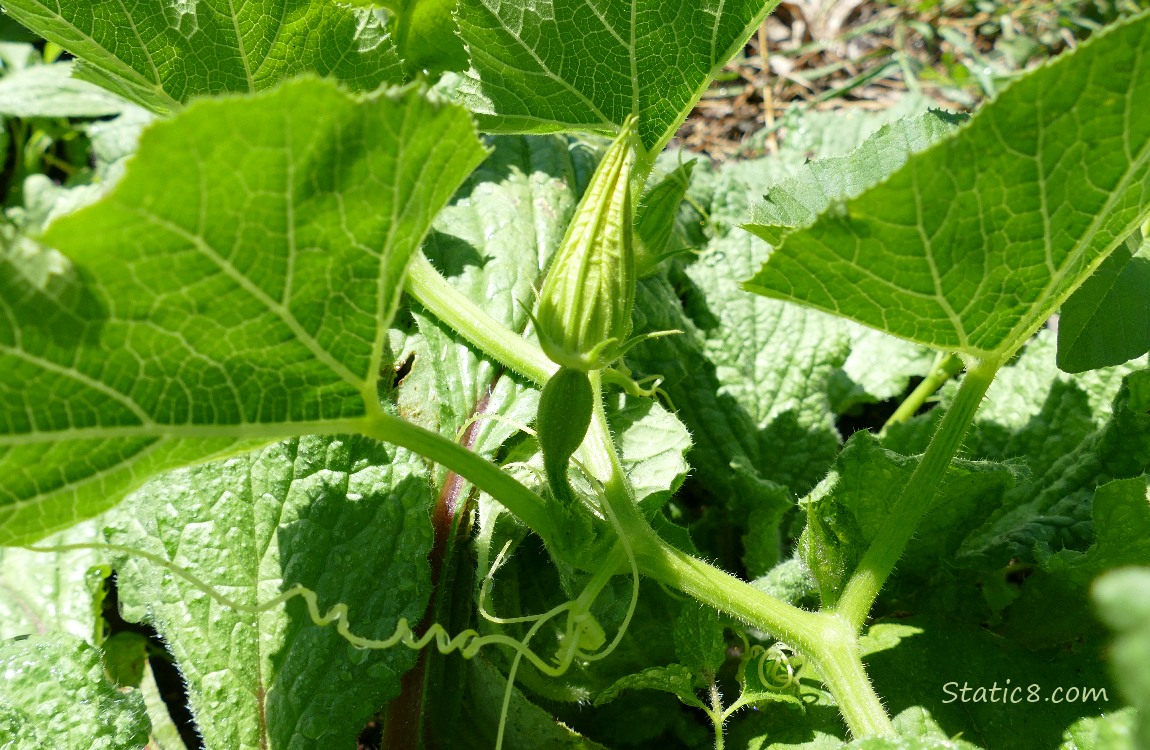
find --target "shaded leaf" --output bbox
[1058,231,1150,373]
[1093,568,1150,750]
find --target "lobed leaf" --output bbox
[0,79,486,544]
[745,12,1150,360]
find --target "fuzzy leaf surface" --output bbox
[0,633,149,749]
[456,0,778,151]
[745,111,964,245]
[746,13,1150,359]
[106,435,432,750]
[1,0,403,113]
[0,80,485,544]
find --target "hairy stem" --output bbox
[406,257,895,738]
[708,676,726,750]
[835,357,1000,631]
[585,373,894,738]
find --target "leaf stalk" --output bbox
[835,356,1001,631]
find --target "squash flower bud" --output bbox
[536,117,637,371]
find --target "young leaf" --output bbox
[0,80,486,545]
[456,0,779,152]
[0,633,150,748]
[384,0,470,76]
[673,604,726,676]
[1057,231,1150,373]
[106,435,433,750]
[745,12,1150,361]
[1,1,404,113]
[594,664,707,710]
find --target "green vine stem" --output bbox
[882,352,965,430]
[834,356,1001,631]
[406,252,557,384]
[356,411,556,543]
[406,256,897,738]
[585,371,895,738]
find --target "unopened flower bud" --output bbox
[536,117,636,371]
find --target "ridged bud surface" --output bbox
[536,117,636,371]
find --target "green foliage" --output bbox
[456,0,780,153]
[0,0,404,112]
[746,13,1150,360]
[106,435,433,749]
[0,633,150,749]
[0,79,485,544]
[0,1,1148,748]
[1094,568,1150,749]
[1058,229,1150,373]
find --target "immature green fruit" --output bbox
[536,116,637,371]
[537,367,594,506]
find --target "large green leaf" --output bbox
[456,0,778,152]
[860,618,1116,750]
[106,435,432,750]
[0,633,150,749]
[745,12,1150,360]
[1,0,404,113]
[0,79,486,544]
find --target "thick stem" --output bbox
[835,357,1000,631]
[405,255,895,739]
[585,373,894,738]
[405,253,556,385]
[810,615,895,738]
